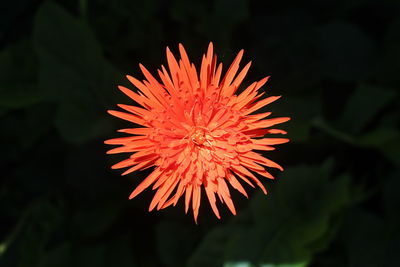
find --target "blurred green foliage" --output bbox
[1,0,399,266]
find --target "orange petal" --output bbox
[221,49,244,92]
[205,181,220,219]
[227,172,248,198]
[247,117,291,130]
[129,168,163,199]
[117,128,150,135]
[244,96,282,115]
[166,47,180,88]
[192,185,201,223]
[122,159,156,176]
[107,110,147,126]
[217,179,236,215]
[184,184,193,214]
[117,85,148,108]
[252,138,290,145]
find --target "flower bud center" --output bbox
[191,128,207,146]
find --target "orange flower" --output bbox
[105,43,290,222]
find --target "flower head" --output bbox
[105,43,290,222]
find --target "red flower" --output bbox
[105,43,290,222]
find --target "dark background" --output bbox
[1,0,400,266]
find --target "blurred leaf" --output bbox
[381,139,400,166]
[376,17,400,86]
[188,160,352,266]
[89,0,163,62]
[312,117,356,144]
[385,231,400,266]
[341,209,386,267]
[338,84,396,134]
[36,236,135,267]
[383,170,400,220]
[0,40,42,109]
[0,199,65,267]
[358,128,400,165]
[358,128,399,147]
[188,226,230,267]
[71,200,123,238]
[223,262,254,267]
[38,243,71,267]
[33,1,103,102]
[262,264,307,267]
[33,1,117,143]
[18,104,53,149]
[312,82,399,165]
[0,104,53,166]
[339,169,400,266]
[71,244,107,267]
[105,235,136,267]
[314,117,400,165]
[156,221,200,267]
[55,100,112,144]
[223,263,307,267]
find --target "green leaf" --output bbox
[383,170,400,220]
[36,237,135,267]
[188,226,231,267]
[38,243,71,267]
[260,263,307,267]
[33,1,118,143]
[71,244,107,267]
[381,140,400,166]
[338,84,396,134]
[0,104,53,162]
[0,40,42,109]
[156,221,201,267]
[312,117,356,144]
[341,209,386,267]
[1,199,65,267]
[313,83,397,142]
[188,160,352,266]
[104,236,136,267]
[358,128,400,165]
[376,17,400,86]
[223,263,307,267]
[89,0,163,58]
[33,2,103,101]
[70,200,124,239]
[313,116,400,165]
[54,100,112,144]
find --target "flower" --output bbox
[105,43,290,222]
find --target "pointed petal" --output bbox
[184,184,193,214]
[221,49,244,91]
[205,181,221,219]
[244,96,282,115]
[107,110,147,126]
[129,168,163,199]
[217,179,236,215]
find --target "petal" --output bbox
[107,110,147,126]
[129,168,163,199]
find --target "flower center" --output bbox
[191,127,208,146]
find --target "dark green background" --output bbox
[1,0,400,266]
